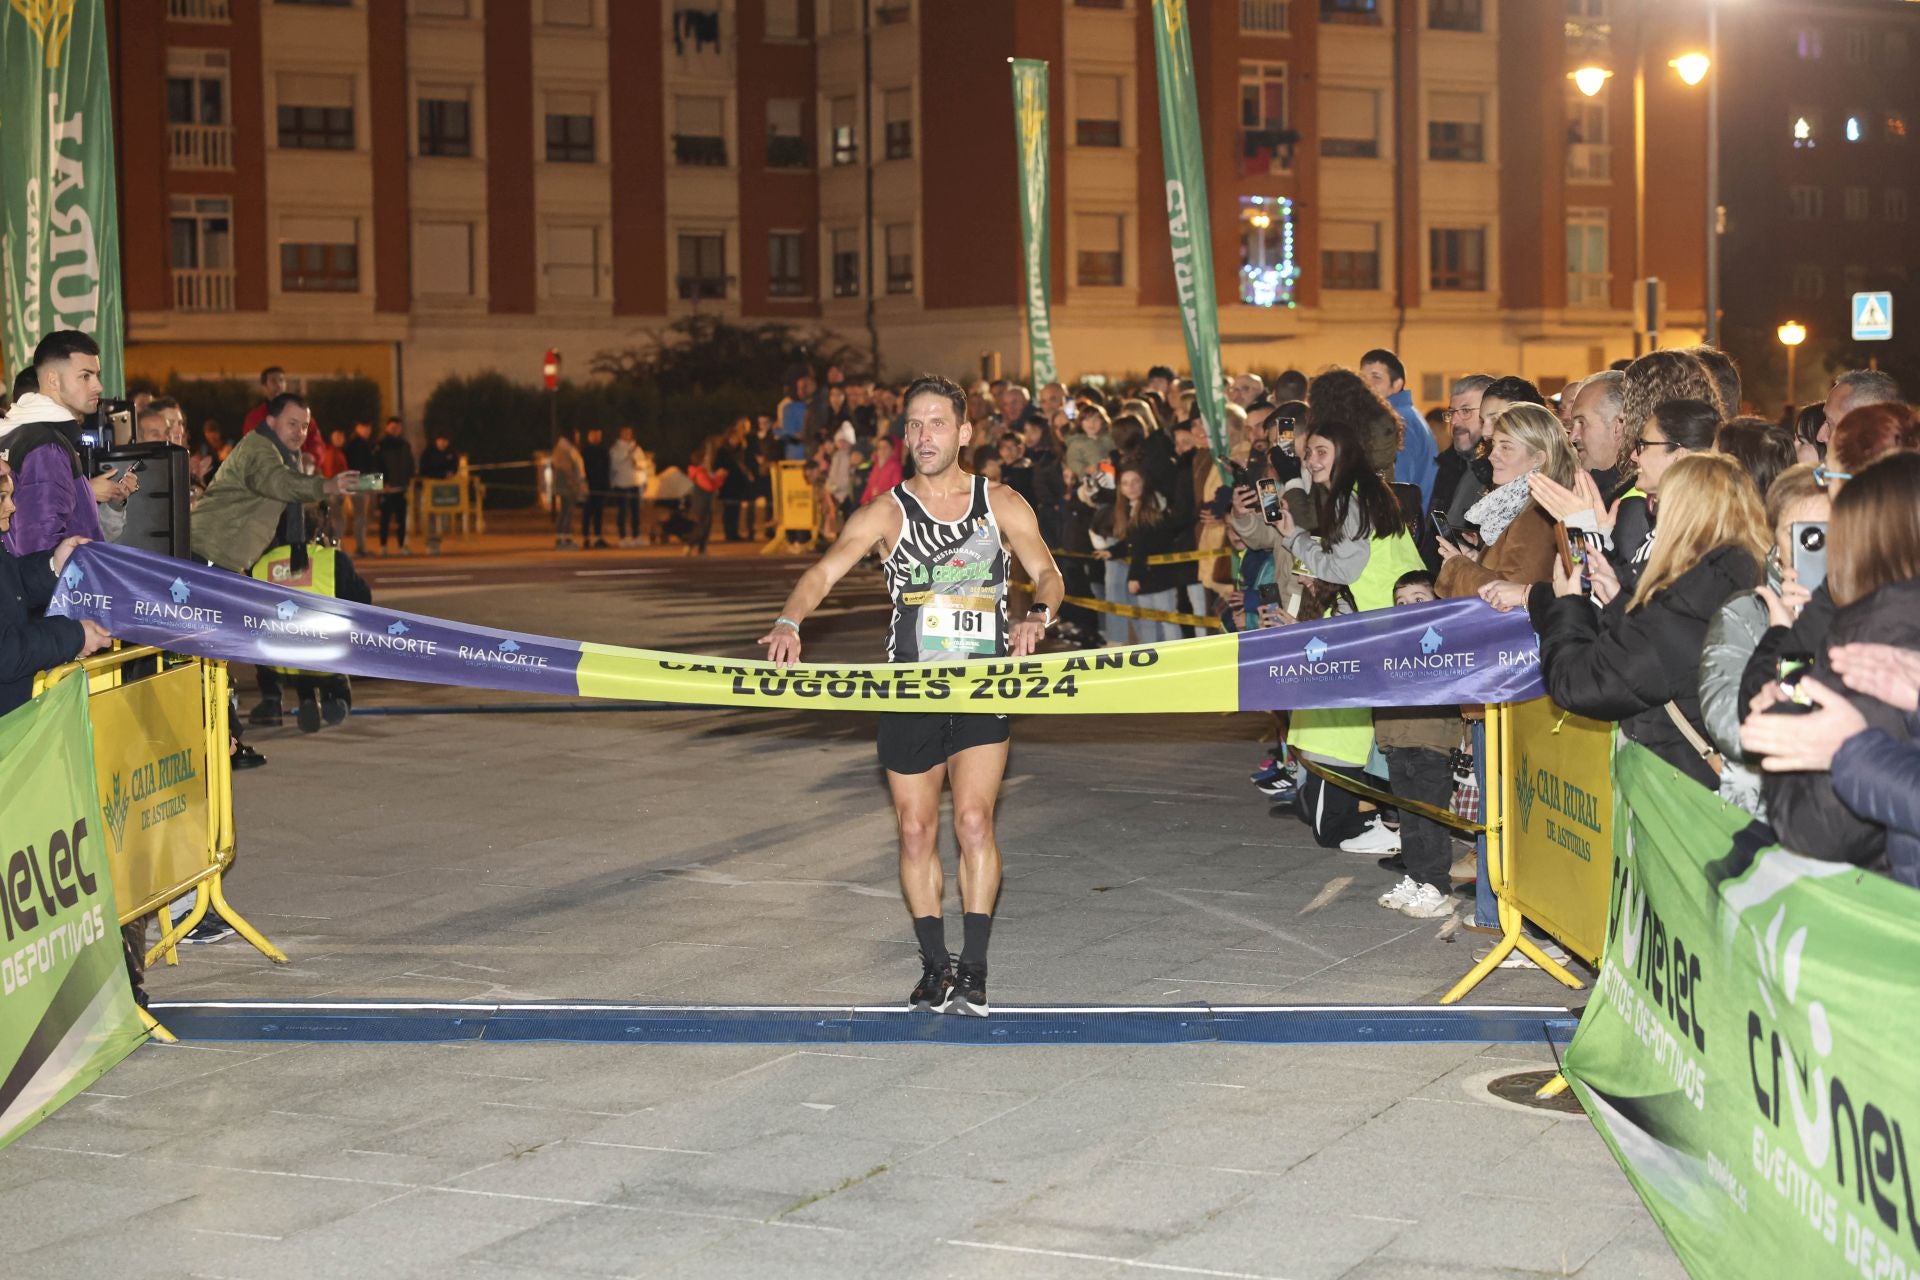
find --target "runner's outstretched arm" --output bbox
[759,499,899,667]
[988,486,1065,658]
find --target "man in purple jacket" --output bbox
[0,330,109,555]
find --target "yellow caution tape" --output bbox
[1049,547,1222,566]
[1063,595,1225,631]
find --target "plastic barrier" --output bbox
[410,467,487,537]
[33,646,288,1038]
[760,460,816,554]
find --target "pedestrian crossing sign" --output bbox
[1852,291,1893,342]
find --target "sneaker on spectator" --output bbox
[230,742,267,770]
[1376,875,1422,909]
[295,699,322,734]
[182,913,236,944]
[1249,757,1281,784]
[320,695,350,727]
[1255,770,1296,797]
[1340,815,1401,855]
[247,700,283,727]
[1398,883,1454,919]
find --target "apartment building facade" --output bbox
[115,0,1734,421]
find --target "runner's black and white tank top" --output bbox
[882,475,1010,663]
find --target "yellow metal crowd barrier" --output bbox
[33,646,287,1039]
[411,468,488,537]
[760,460,817,553]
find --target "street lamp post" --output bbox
[1778,322,1807,406]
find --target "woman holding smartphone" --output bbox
[1433,403,1577,611]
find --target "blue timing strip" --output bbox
[144,1001,1579,1047]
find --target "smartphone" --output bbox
[355,471,386,492]
[1776,652,1816,711]
[1790,521,1827,593]
[1256,582,1282,607]
[1429,509,1450,540]
[1256,477,1283,523]
[1063,399,1078,421]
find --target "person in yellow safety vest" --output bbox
[250,541,370,733]
[1263,416,1424,847]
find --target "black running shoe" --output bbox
[944,964,989,1017]
[182,913,236,944]
[909,960,954,1011]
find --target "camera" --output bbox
[1797,524,1825,554]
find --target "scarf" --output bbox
[1464,471,1535,547]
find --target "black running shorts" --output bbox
[876,712,1011,775]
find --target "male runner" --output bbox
[760,374,1063,1016]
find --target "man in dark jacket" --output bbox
[419,432,460,555]
[0,469,111,715]
[0,330,111,556]
[579,426,612,548]
[376,417,416,556]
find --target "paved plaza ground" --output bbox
[0,534,1687,1279]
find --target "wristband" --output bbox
[774,617,800,632]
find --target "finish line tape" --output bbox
[53,543,1546,714]
[145,999,1580,1046]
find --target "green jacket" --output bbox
[189,429,329,572]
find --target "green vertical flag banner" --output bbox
[1010,59,1057,389]
[1148,0,1229,474]
[0,676,146,1152]
[1,0,125,389]
[1565,741,1920,1279]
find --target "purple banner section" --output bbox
[1235,597,1543,711]
[49,544,584,696]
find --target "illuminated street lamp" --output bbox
[1778,322,1807,405]
[1669,52,1711,86]
[1570,65,1613,97]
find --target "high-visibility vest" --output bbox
[1286,530,1425,767]
[248,545,339,677]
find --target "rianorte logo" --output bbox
[1263,632,1360,681]
[135,573,222,627]
[388,621,409,637]
[1383,618,1477,675]
[1421,625,1444,655]
[54,560,112,611]
[169,577,190,603]
[455,635,548,668]
[1304,635,1329,662]
[276,599,300,621]
[60,563,82,591]
[500,639,520,653]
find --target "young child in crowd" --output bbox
[1372,570,1465,919]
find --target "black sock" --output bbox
[912,915,946,970]
[959,912,993,971]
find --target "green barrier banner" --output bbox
[0,676,146,1152]
[0,0,125,388]
[1010,59,1056,388]
[1565,742,1920,1280]
[1148,0,1229,474]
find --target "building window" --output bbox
[1790,264,1825,300]
[1566,88,1609,181]
[1319,87,1378,158]
[768,231,805,297]
[1320,220,1379,291]
[767,98,807,168]
[765,0,799,38]
[276,73,354,149]
[884,88,913,160]
[1428,92,1484,161]
[545,91,595,162]
[677,233,727,300]
[1239,62,1291,177]
[1793,27,1822,59]
[1844,186,1871,221]
[413,221,474,297]
[673,95,726,166]
[885,223,914,294]
[1240,0,1289,33]
[1075,213,1124,287]
[1566,209,1608,308]
[280,223,359,292]
[417,88,471,157]
[1239,197,1296,308]
[1887,189,1909,223]
[169,194,234,311]
[1075,74,1123,147]
[1791,110,1817,149]
[1888,112,1909,142]
[1320,0,1378,24]
[831,227,860,298]
[1428,0,1480,32]
[167,47,233,169]
[1788,185,1823,220]
[545,224,600,297]
[828,95,857,165]
[542,0,591,27]
[1429,227,1486,291]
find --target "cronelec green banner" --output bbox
[1010,59,1056,389]
[1565,742,1920,1280]
[0,676,145,1151]
[0,0,125,387]
[1148,0,1229,477]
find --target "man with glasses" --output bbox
[1435,374,1493,530]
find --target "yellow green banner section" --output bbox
[577,636,1239,715]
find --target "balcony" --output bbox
[1566,142,1611,183]
[167,0,231,22]
[1239,127,1298,177]
[168,122,234,170]
[1567,272,1611,309]
[673,134,728,167]
[1240,0,1289,33]
[173,267,236,312]
[766,134,809,169]
[676,274,730,301]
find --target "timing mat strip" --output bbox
[144,1000,1579,1046]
